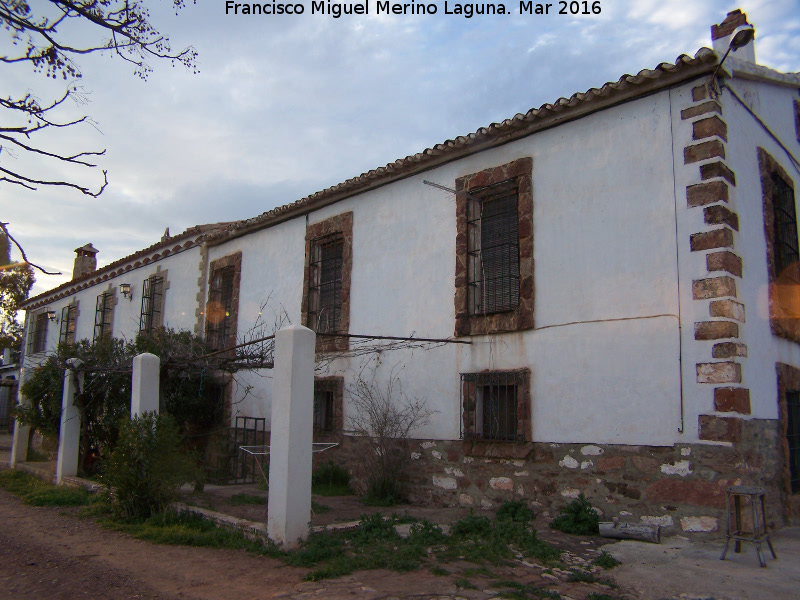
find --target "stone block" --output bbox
[692,276,737,300]
[692,116,728,141]
[684,140,725,164]
[690,228,734,251]
[681,100,721,120]
[700,160,736,185]
[694,321,739,340]
[596,456,625,473]
[645,478,728,508]
[698,415,742,442]
[489,477,514,491]
[696,362,741,384]
[713,387,751,414]
[680,516,718,532]
[706,251,742,277]
[631,456,659,475]
[692,84,709,101]
[433,475,457,490]
[712,342,748,358]
[709,299,745,321]
[704,205,739,231]
[687,180,729,207]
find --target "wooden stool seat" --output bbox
[720,485,777,567]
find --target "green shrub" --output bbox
[311,461,352,496]
[100,412,198,519]
[549,494,600,535]
[496,500,535,524]
[593,550,621,569]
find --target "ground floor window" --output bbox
[460,370,530,442]
[788,390,800,493]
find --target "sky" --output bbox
[3,0,800,298]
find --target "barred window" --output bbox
[467,180,520,315]
[140,275,164,332]
[773,173,799,283]
[308,233,344,334]
[94,292,114,341]
[60,304,77,345]
[207,265,235,351]
[27,312,49,354]
[314,389,334,432]
[460,371,528,442]
[788,390,800,494]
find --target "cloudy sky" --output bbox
[3,0,800,297]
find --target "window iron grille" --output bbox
[27,312,48,354]
[60,304,77,345]
[140,275,164,332]
[207,266,235,351]
[308,233,344,334]
[787,390,800,494]
[460,371,525,442]
[314,389,335,432]
[466,179,520,316]
[94,292,114,341]
[773,173,799,284]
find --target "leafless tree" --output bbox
[1,0,198,195]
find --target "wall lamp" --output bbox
[711,24,755,86]
[120,283,132,300]
[46,310,58,323]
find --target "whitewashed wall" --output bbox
[221,87,685,446]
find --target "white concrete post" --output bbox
[10,414,30,466]
[131,353,160,418]
[56,358,83,484]
[267,324,315,549]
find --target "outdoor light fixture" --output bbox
[711,24,755,88]
[46,310,57,322]
[120,283,132,300]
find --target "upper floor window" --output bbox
[140,274,165,332]
[60,304,78,345]
[301,213,353,352]
[206,252,242,352]
[94,291,115,342]
[759,148,800,342]
[454,158,534,337]
[27,311,48,354]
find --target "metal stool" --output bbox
[720,485,777,567]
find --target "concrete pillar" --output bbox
[56,358,83,484]
[10,366,31,466]
[131,353,160,417]
[267,324,315,549]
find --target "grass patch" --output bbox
[490,579,562,599]
[311,501,331,514]
[587,595,621,600]
[430,565,448,576]
[549,495,599,536]
[311,461,352,496]
[26,448,52,462]
[0,470,98,507]
[593,550,621,570]
[453,578,476,589]
[229,492,266,506]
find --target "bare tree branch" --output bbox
[0,222,62,275]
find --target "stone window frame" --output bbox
[460,368,531,444]
[59,301,79,345]
[27,310,49,355]
[776,364,800,506]
[313,376,344,441]
[758,148,800,343]
[139,267,170,333]
[301,212,353,353]
[454,157,534,337]
[205,252,242,353]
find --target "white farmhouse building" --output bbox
[16,10,800,533]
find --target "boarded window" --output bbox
[308,233,344,334]
[466,180,520,315]
[59,304,77,345]
[94,292,114,341]
[140,275,165,332]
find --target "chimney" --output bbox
[712,9,755,63]
[73,243,99,279]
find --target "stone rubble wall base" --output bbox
[324,418,790,537]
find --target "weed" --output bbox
[490,579,561,599]
[567,570,596,583]
[0,470,98,507]
[311,461,352,496]
[587,595,621,600]
[408,520,447,545]
[229,493,266,506]
[549,494,599,536]
[311,501,331,514]
[453,578,476,589]
[430,566,448,576]
[593,550,621,570]
[462,566,494,578]
[450,511,492,537]
[496,500,535,524]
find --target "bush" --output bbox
[549,494,600,535]
[311,461,352,496]
[100,412,198,519]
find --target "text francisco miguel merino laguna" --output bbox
[224,0,569,17]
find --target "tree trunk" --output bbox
[599,521,660,544]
